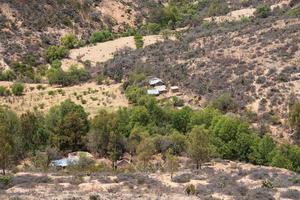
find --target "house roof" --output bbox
[147,89,160,95]
[50,156,79,167]
[149,78,164,85]
[170,86,179,90]
[155,85,167,92]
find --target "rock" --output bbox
[171,173,191,183]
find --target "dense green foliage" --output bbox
[47,65,90,86]
[255,4,271,18]
[2,94,300,173]
[45,45,69,62]
[46,100,89,151]
[89,29,113,44]
[287,6,300,17]
[11,82,24,96]
[60,34,80,49]
[134,34,144,49]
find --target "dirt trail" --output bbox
[204,0,291,23]
[62,35,164,69]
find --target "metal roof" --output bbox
[147,89,160,95]
[149,78,164,86]
[155,85,167,92]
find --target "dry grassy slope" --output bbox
[103,16,300,142]
[1,160,300,200]
[0,82,128,117]
[0,0,160,68]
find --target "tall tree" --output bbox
[165,150,179,178]
[137,138,155,170]
[187,126,212,169]
[0,107,20,174]
[46,100,89,151]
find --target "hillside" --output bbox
[0,0,161,67]
[1,1,300,200]
[103,15,300,142]
[2,159,300,200]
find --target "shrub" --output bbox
[262,179,273,189]
[11,82,24,96]
[45,45,69,62]
[210,93,236,113]
[0,86,10,97]
[0,70,16,81]
[207,0,229,17]
[255,4,271,18]
[60,34,79,49]
[185,184,196,196]
[125,86,146,104]
[89,29,113,44]
[0,175,12,189]
[145,23,161,34]
[287,6,300,17]
[134,34,144,49]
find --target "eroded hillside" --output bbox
[103,16,300,141]
[0,0,161,67]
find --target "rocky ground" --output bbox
[1,160,300,200]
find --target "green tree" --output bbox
[87,110,117,156]
[137,138,155,169]
[46,100,89,151]
[134,34,144,49]
[11,82,24,96]
[60,34,79,49]
[250,135,275,165]
[172,106,192,133]
[45,45,69,62]
[210,115,256,161]
[187,126,212,169]
[89,29,113,44]
[0,107,20,174]
[130,106,150,126]
[210,93,236,113]
[190,107,221,129]
[255,4,271,18]
[269,148,293,170]
[125,86,146,104]
[165,150,179,178]
[20,111,49,153]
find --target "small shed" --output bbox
[170,86,179,93]
[149,77,164,86]
[147,89,160,96]
[155,85,167,93]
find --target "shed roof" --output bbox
[147,89,160,95]
[155,85,167,92]
[149,78,164,86]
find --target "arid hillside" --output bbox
[0,0,161,67]
[1,159,300,200]
[103,15,300,141]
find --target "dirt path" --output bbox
[62,35,164,70]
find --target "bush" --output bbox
[287,7,300,17]
[255,4,271,18]
[0,86,10,97]
[11,82,24,96]
[0,175,12,189]
[60,34,79,49]
[210,93,236,113]
[89,29,113,44]
[125,86,146,104]
[134,34,144,49]
[45,45,69,62]
[185,184,196,196]
[207,0,229,17]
